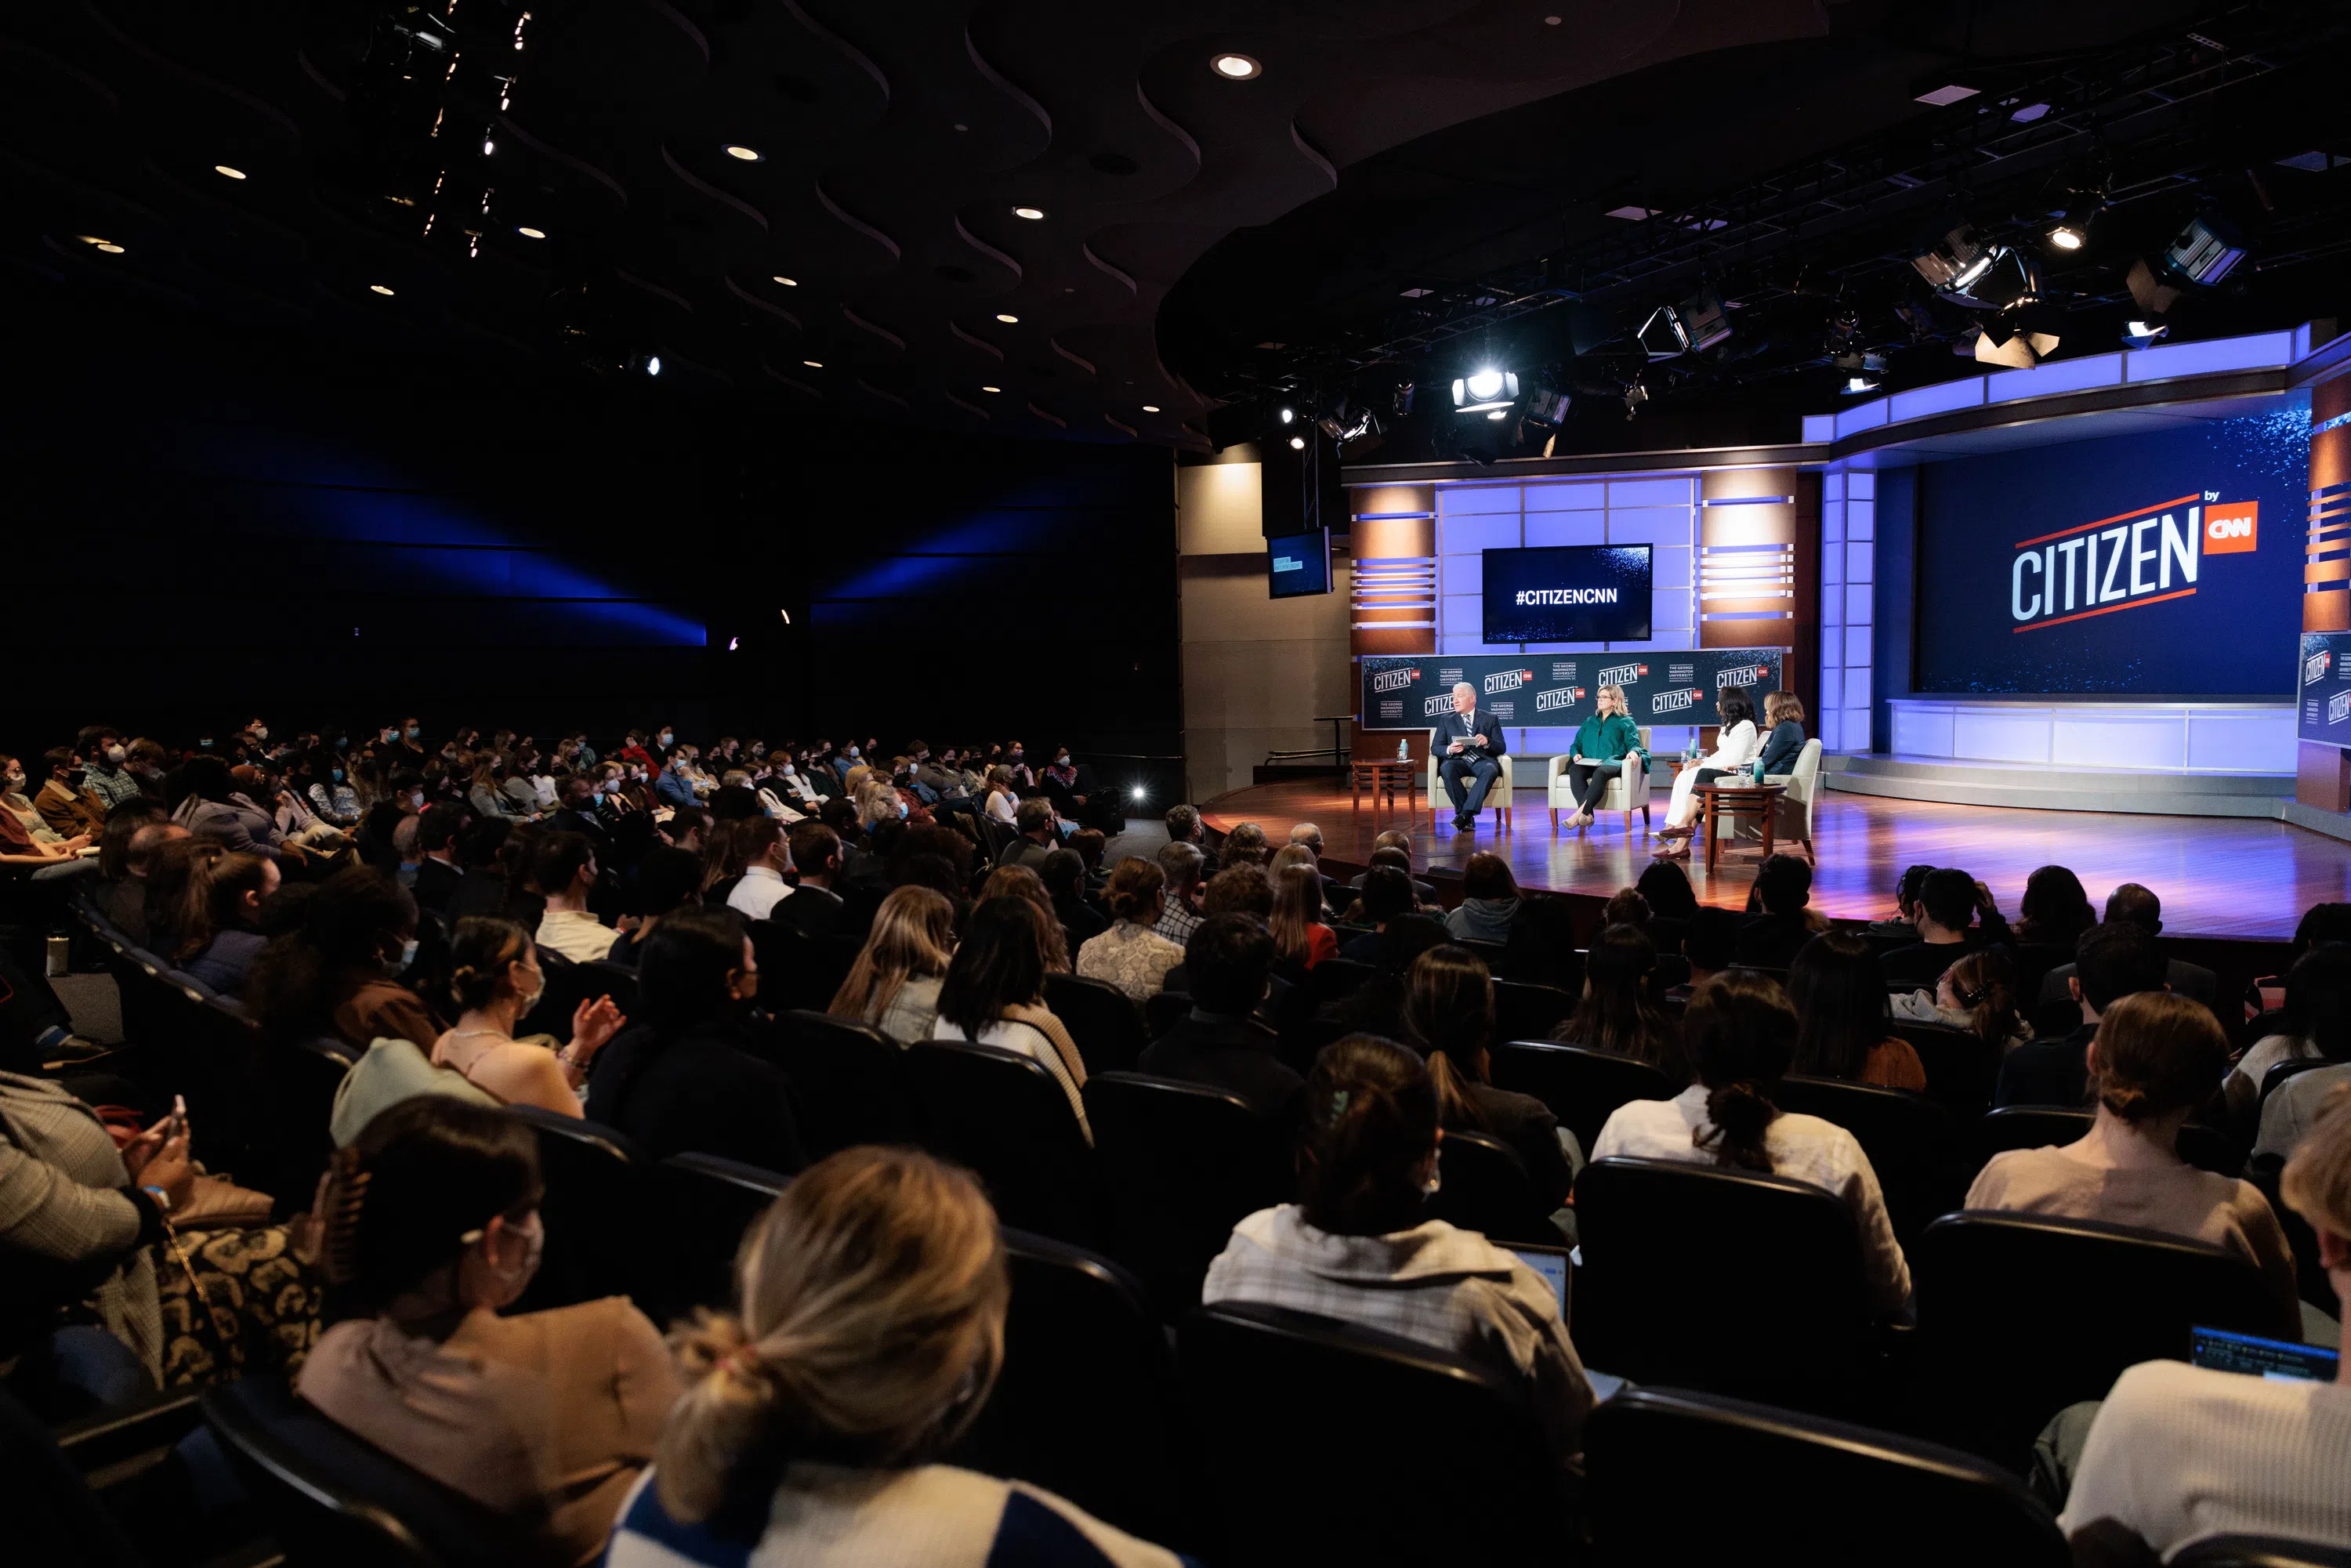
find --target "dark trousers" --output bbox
[1562,760,1625,812]
[1440,753,1501,816]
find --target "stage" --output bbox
[1200,779,2351,942]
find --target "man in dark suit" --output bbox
[1433,682,1508,833]
[1137,914,1302,1117]
[2035,882,2218,1011]
[1997,922,2169,1108]
[549,777,610,849]
[411,803,469,914]
[772,822,848,938]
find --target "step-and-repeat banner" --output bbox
[1360,649,1787,732]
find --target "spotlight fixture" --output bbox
[804,359,824,368]
[1211,53,1262,80]
[214,165,247,180]
[481,138,495,155]
[1835,352,1887,393]
[1968,317,2059,369]
[1131,785,1147,801]
[1638,285,1733,360]
[1288,433,1306,449]
[1910,225,1998,295]
[722,144,763,162]
[1451,367,1520,414]
[2046,194,2101,253]
[1141,404,1160,412]
[2121,318,2169,350]
[1392,382,1416,416]
[995,312,1019,324]
[95,242,125,254]
[1486,409,1509,421]
[368,283,395,295]
[634,353,662,377]
[2127,214,2250,315]
[773,275,798,286]
[516,225,546,239]
[980,384,1001,393]
[1277,406,1296,424]
[1521,382,1571,427]
[1011,206,1045,220]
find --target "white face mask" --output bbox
[3,772,23,791]
[397,937,419,970]
[658,732,674,747]
[105,745,126,764]
[781,764,795,777]
[254,726,268,741]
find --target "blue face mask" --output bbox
[397,938,419,971]
[406,726,420,739]
[658,733,674,747]
[331,769,344,782]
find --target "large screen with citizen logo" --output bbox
[1359,649,1786,732]
[1912,407,2306,695]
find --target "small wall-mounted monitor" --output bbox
[1268,527,1332,599]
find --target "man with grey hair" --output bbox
[1287,822,1324,856]
[1001,796,1060,872]
[1154,839,1208,945]
[1434,681,1509,833]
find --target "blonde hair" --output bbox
[853,778,900,830]
[830,886,956,1025]
[656,1148,1008,1522]
[980,864,1070,972]
[1267,863,1326,966]
[2284,1083,2351,1243]
[1597,682,1626,712]
[1268,843,1317,879]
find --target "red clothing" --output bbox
[1305,924,1339,970]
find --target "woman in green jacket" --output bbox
[1561,684,1648,829]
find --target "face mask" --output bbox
[397,937,419,972]
[382,730,397,744]
[254,726,268,741]
[406,727,420,739]
[781,764,795,777]
[1009,750,1023,762]
[846,747,860,759]
[104,745,126,764]
[410,790,426,809]
[658,732,674,747]
[331,768,344,782]
[197,738,213,749]
[1056,753,1070,766]
[335,737,348,748]
[3,772,23,791]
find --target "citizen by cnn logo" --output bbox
[1598,662,1646,687]
[1716,664,1769,689]
[1535,686,1584,712]
[1483,668,1534,694]
[1423,694,1454,717]
[1371,668,1417,693]
[1652,687,1703,715]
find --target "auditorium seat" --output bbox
[1910,1211,2289,1468]
[1041,972,1150,1074]
[1082,1071,1291,1315]
[951,1228,1195,1552]
[1978,1105,2244,1179]
[1490,1039,1676,1161]
[202,1374,544,1568]
[1179,1301,1570,1566]
[2172,1535,2351,1568]
[2247,1153,2341,1315]
[1425,1127,1562,1246]
[1773,1075,1970,1244]
[504,1106,653,1313]
[1546,737,1651,835]
[578,958,639,1017]
[1585,1386,2066,1568]
[513,947,590,1042]
[2262,1056,2337,1111]
[258,1035,357,1202]
[1425,732,1514,831]
[755,1009,919,1159]
[746,920,857,1013]
[652,1153,790,1323]
[1307,956,1375,1005]
[905,1039,1102,1247]
[1572,1156,1878,1414]
[1491,978,1576,1042]
[1892,1020,2000,1114]
[2,1385,147,1568]
[1143,989,1191,1039]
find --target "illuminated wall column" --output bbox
[1817,470,1876,754]
[1349,483,1437,769]
[1698,467,1819,736]
[2303,376,2351,810]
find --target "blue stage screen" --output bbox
[1911,406,2307,695]
[1482,545,1652,643]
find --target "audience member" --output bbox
[1445,853,1522,945]
[2230,945,2351,1131]
[830,886,956,1045]
[1153,841,1207,946]
[1339,867,1418,964]
[299,1097,677,1565]
[1998,922,2169,1110]
[1633,859,1701,929]
[1592,971,1910,1311]
[34,747,108,842]
[172,846,276,995]
[1203,1034,1595,1461]
[607,846,703,969]
[604,1146,1183,1568]
[981,766,1019,826]
[1075,857,1185,1001]
[533,831,620,962]
[1733,853,1822,969]
[2037,882,2219,1010]
[1288,821,1325,857]
[2014,864,2099,951]
[1894,946,2027,1049]
[1497,895,1582,991]
[1552,925,1686,1082]
[1219,820,1269,869]
[1270,862,1339,972]
[1406,945,1577,1204]
[763,821,844,938]
[1867,864,1937,936]
[442,817,519,923]
[1880,867,2006,989]
[1786,931,1925,1091]
[94,817,186,944]
[1346,830,1436,901]
[1040,847,1107,949]
[171,755,292,864]
[1136,914,1299,1115]
[932,897,1090,1139]
[719,818,793,923]
[412,804,468,913]
[248,867,437,1052]
[429,917,625,1116]
[979,864,1071,974]
[1201,863,1274,920]
[1680,907,1741,993]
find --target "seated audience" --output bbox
[583,907,806,1169]
[1041,847,1107,949]
[1867,863,1937,936]
[1340,866,1418,964]
[2013,864,2099,951]
[1075,857,1186,1001]
[443,817,524,923]
[1968,990,2298,1334]
[1218,820,1269,869]
[248,867,437,1052]
[932,896,1090,1139]
[430,917,625,1116]
[1679,906,1741,995]
[1893,946,2028,1049]
[604,1146,1184,1568]
[34,747,107,842]
[1136,914,1300,1116]
[2231,945,2351,1135]
[1997,922,2169,1110]
[172,846,276,995]
[1550,924,1686,1082]
[981,765,1018,825]
[979,864,1072,973]
[1732,853,1823,970]
[769,821,846,937]
[1786,931,1925,1091]
[607,846,703,969]
[171,755,292,864]
[830,886,956,1045]
[93,815,185,944]
[1154,840,1208,946]
[999,797,1059,873]
[1270,861,1339,972]
[1632,860,1699,954]
[1880,867,2007,989]
[411,803,469,913]
[1406,945,1578,1202]
[1592,971,1910,1311]
[1345,831,1437,901]
[1203,1034,1595,1461]
[720,818,793,922]
[2038,882,2219,1010]
[1497,894,1582,992]
[299,1097,678,1566]
[1445,852,1522,945]
[2057,1084,2351,1559]
[533,831,620,962]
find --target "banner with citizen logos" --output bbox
[1359,648,1786,732]
[2298,632,2351,744]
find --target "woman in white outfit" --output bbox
[1654,688,1761,860]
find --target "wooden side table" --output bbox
[1350,760,1420,823]
[1694,781,1786,871]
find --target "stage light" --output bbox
[1288,434,1306,449]
[1131,785,1147,800]
[1522,384,1570,426]
[2126,214,2250,316]
[1141,404,1160,412]
[1212,53,1261,80]
[1638,286,1732,360]
[1012,206,1045,220]
[804,359,824,368]
[1451,368,1520,414]
[481,138,495,155]
[368,283,395,295]
[2047,195,2100,252]
[1910,225,1992,291]
[1392,383,1416,416]
[980,384,1000,393]
[995,312,1019,324]
[727,636,740,651]
[1277,406,1295,424]
[215,165,246,180]
[2121,318,2168,349]
[1837,352,1886,393]
[773,275,798,286]
[2047,225,2083,252]
[723,144,763,161]
[643,355,662,376]
[516,226,546,239]
[95,242,124,253]
[1487,409,1509,421]
[1969,319,2059,368]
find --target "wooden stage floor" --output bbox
[1201,780,2351,942]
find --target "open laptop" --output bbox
[2190,1325,2340,1382]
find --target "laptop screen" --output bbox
[1509,1247,1570,1315]
[2190,1326,2340,1382]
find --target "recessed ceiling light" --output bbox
[802,359,823,368]
[1211,53,1261,80]
[1012,206,1045,220]
[95,242,125,254]
[481,139,495,155]
[995,312,1019,324]
[723,144,763,162]
[516,226,546,239]
[1544,14,1563,24]
[214,165,247,180]
[368,283,394,295]
[1288,434,1306,449]
[981,385,1002,393]
[773,275,798,286]
[1141,404,1160,412]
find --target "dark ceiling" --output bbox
[6,1,2344,462]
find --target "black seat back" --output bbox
[1586,1386,2067,1568]
[1912,1211,2289,1467]
[1491,980,1576,1044]
[1082,1071,1290,1315]
[578,959,640,1018]
[258,1035,357,1202]
[1573,1156,1874,1410]
[1041,973,1150,1074]
[201,1374,555,1568]
[1489,1039,1675,1158]
[512,949,589,1043]
[504,1106,650,1313]
[759,1010,918,1159]
[1308,958,1375,1005]
[650,1153,789,1324]
[1893,1021,2000,1114]
[1178,1301,1570,1566]
[905,1039,1100,1247]
[2262,1056,2338,1110]
[951,1229,1194,1551]
[1143,989,1191,1039]
[1424,1126,1559,1245]
[1773,1076,1969,1244]
[2172,1536,2351,1568]
[746,919,857,1013]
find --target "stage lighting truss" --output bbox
[1451,367,1520,415]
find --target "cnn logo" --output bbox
[2205,502,2257,555]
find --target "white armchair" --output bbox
[1427,730,1515,830]
[1736,737,1824,860]
[1545,730,1653,835]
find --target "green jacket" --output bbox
[1570,712,1647,768]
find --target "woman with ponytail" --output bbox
[603,1147,1184,1567]
[299,1097,679,1565]
[172,845,277,995]
[1403,946,1577,1211]
[1202,1034,1595,1463]
[1967,990,2299,1334]
[1592,971,1911,1311]
[428,916,626,1116]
